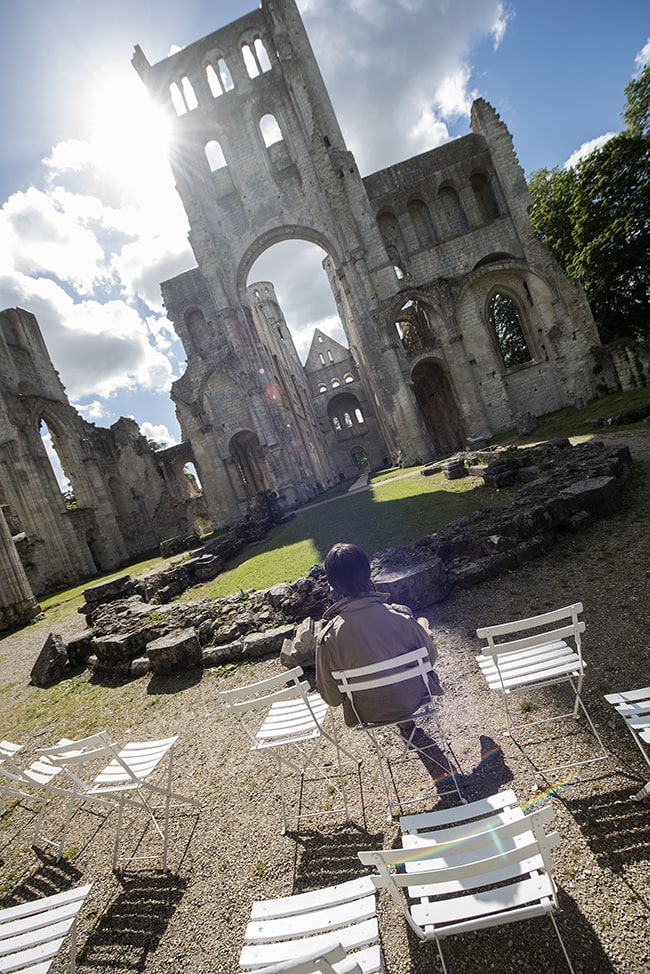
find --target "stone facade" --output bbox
[0,308,210,598]
[132,0,601,517]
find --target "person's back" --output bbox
[316,543,440,727]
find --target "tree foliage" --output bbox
[528,65,650,343]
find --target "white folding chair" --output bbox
[0,883,92,974]
[35,732,201,869]
[359,804,575,974]
[604,685,650,801]
[399,788,524,843]
[238,875,382,973]
[0,739,67,817]
[331,647,463,816]
[220,667,358,833]
[476,602,609,774]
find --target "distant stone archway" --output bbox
[411,360,465,458]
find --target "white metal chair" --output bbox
[0,739,68,816]
[0,883,92,974]
[238,875,382,973]
[358,803,575,974]
[399,788,524,843]
[476,602,609,774]
[331,647,463,816]
[604,685,650,801]
[34,732,201,869]
[219,666,358,833]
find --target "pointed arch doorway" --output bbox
[411,360,465,459]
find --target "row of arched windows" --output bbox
[378,173,500,278]
[170,36,272,116]
[331,408,365,432]
[317,373,354,393]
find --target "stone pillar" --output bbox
[0,507,41,631]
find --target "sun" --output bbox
[84,67,174,201]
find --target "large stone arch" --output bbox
[411,358,465,458]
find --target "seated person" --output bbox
[316,542,442,727]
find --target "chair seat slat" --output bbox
[245,896,376,942]
[250,878,376,921]
[411,875,555,931]
[240,918,379,969]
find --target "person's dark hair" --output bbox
[324,543,371,597]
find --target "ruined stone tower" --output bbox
[133,0,600,527]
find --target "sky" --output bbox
[0,0,648,475]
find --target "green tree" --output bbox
[528,64,650,342]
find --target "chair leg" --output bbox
[549,913,576,974]
[113,797,125,870]
[631,780,650,802]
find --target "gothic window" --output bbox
[408,198,437,247]
[206,59,234,97]
[319,352,325,365]
[355,408,365,424]
[471,173,500,222]
[242,38,272,78]
[438,185,468,235]
[205,140,227,171]
[169,82,186,116]
[332,416,342,431]
[327,349,333,362]
[170,77,198,115]
[260,113,283,147]
[395,298,432,353]
[488,291,532,368]
[343,412,353,428]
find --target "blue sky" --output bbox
[0,0,648,469]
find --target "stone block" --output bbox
[374,558,451,609]
[202,641,243,667]
[65,630,94,667]
[147,628,203,675]
[91,629,147,664]
[30,632,68,687]
[83,575,133,605]
[243,624,296,659]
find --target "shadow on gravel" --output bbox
[564,785,650,873]
[0,850,83,905]
[288,822,385,892]
[79,872,189,971]
[456,733,515,800]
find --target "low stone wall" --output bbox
[29,438,633,685]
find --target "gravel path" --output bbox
[0,430,648,974]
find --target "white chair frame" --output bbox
[476,602,609,774]
[238,875,382,973]
[331,646,464,816]
[220,666,358,833]
[359,804,574,974]
[0,883,92,974]
[1,739,69,819]
[34,732,201,869]
[604,685,650,801]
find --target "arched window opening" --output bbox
[438,185,468,235]
[489,291,532,368]
[355,408,365,424]
[170,82,187,116]
[206,60,233,97]
[327,349,333,362]
[408,198,437,247]
[205,140,227,171]
[394,264,405,280]
[181,76,198,111]
[343,412,353,428]
[40,419,72,501]
[332,416,342,431]
[319,352,325,365]
[344,373,354,384]
[395,298,432,353]
[242,43,260,78]
[254,38,272,72]
[331,378,341,389]
[470,173,499,222]
[318,383,327,394]
[182,462,203,496]
[260,113,283,147]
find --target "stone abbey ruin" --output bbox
[1,0,648,631]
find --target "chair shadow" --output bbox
[562,785,650,876]
[286,821,385,892]
[0,851,84,906]
[78,872,189,972]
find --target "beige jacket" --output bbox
[316,593,440,727]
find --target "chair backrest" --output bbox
[0,883,92,974]
[399,788,521,837]
[476,602,584,663]
[254,943,362,974]
[36,733,119,793]
[331,647,433,726]
[219,667,319,745]
[358,806,559,938]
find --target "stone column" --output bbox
[0,507,41,632]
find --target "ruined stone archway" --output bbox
[229,430,270,498]
[411,360,465,458]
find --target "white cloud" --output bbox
[140,422,178,448]
[564,132,618,169]
[634,37,650,74]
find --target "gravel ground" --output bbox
[0,430,649,974]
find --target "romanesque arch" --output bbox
[411,359,465,458]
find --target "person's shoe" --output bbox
[398,720,416,738]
